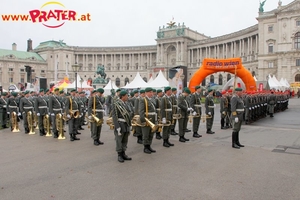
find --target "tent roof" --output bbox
[121,72,149,89]
[103,80,119,90]
[148,76,154,83]
[147,70,169,88]
[268,75,280,89]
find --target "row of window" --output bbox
[6,68,45,73]
[268,20,300,32]
[268,32,300,53]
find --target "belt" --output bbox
[95,109,104,112]
[195,105,202,107]
[236,109,244,111]
[9,106,17,108]
[147,112,156,115]
[72,109,79,112]
[24,107,33,109]
[118,118,126,122]
[38,106,47,108]
[2,105,6,108]
[208,106,215,108]
[156,109,161,111]
[53,108,62,111]
[165,109,172,111]
[172,105,178,107]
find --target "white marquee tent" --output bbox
[147,70,169,88]
[121,72,149,89]
[103,80,119,96]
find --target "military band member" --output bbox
[220,91,229,129]
[105,89,115,115]
[19,91,34,134]
[49,88,63,138]
[34,89,48,136]
[88,88,105,146]
[112,90,133,162]
[267,91,276,117]
[134,89,145,144]
[205,89,215,134]
[79,91,87,130]
[65,89,80,141]
[190,86,202,138]
[129,90,138,136]
[170,88,178,135]
[0,92,8,129]
[6,92,19,131]
[139,87,157,154]
[154,89,163,140]
[160,87,174,147]
[231,88,245,149]
[178,87,192,142]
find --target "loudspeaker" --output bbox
[40,78,47,90]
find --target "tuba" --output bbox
[27,111,36,135]
[44,114,52,137]
[56,113,65,139]
[106,117,114,130]
[11,112,20,132]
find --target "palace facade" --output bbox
[0,0,300,90]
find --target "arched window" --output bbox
[116,77,120,87]
[210,75,214,83]
[143,77,147,82]
[218,74,223,85]
[201,79,206,86]
[295,32,300,49]
[295,74,300,82]
[227,74,231,81]
[125,77,129,85]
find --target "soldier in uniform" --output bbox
[220,91,229,129]
[170,88,178,135]
[88,88,105,146]
[154,89,163,140]
[139,87,157,154]
[0,92,8,128]
[160,87,174,147]
[190,86,202,138]
[134,89,145,144]
[49,88,63,138]
[19,91,34,134]
[105,89,115,115]
[231,88,245,149]
[129,90,138,136]
[6,92,19,131]
[205,89,215,134]
[178,87,192,142]
[267,91,276,117]
[65,89,80,141]
[34,89,48,136]
[112,90,133,163]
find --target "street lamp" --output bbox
[72,62,80,90]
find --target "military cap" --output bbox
[70,89,76,93]
[24,91,29,95]
[39,89,44,93]
[54,88,59,92]
[11,92,18,97]
[45,89,49,93]
[157,89,162,93]
[195,86,201,90]
[152,89,157,92]
[30,91,34,94]
[119,90,127,97]
[164,86,171,92]
[140,89,145,94]
[79,91,85,94]
[235,87,242,91]
[116,88,121,92]
[130,92,134,97]
[133,90,138,94]
[145,87,153,92]
[91,90,97,94]
[97,88,104,94]
[1,92,7,96]
[59,90,64,94]
[183,87,191,94]
[172,88,177,91]
[208,88,213,93]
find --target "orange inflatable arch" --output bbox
[189,58,257,93]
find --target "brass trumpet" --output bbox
[44,114,52,137]
[188,111,200,123]
[63,110,80,121]
[201,115,212,123]
[106,117,114,130]
[86,114,103,126]
[131,115,158,133]
[11,112,20,132]
[157,119,172,132]
[27,111,35,135]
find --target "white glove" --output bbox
[18,112,22,116]
[67,114,71,119]
[208,112,211,116]
[162,118,166,124]
[222,111,226,115]
[36,113,40,116]
[235,117,239,123]
[188,107,193,111]
[88,116,92,120]
[192,111,197,116]
[51,113,55,116]
[79,114,83,118]
[249,108,251,110]
[116,127,121,136]
[7,112,10,114]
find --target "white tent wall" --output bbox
[147,70,169,88]
[121,72,149,89]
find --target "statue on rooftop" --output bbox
[259,0,267,13]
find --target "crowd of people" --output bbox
[0,86,290,162]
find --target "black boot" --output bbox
[137,136,143,144]
[166,138,174,146]
[70,134,74,141]
[72,134,80,141]
[156,132,162,140]
[118,152,124,163]
[25,128,29,134]
[221,118,226,129]
[94,139,100,146]
[171,129,178,135]
[232,132,240,149]
[148,145,156,153]
[163,139,170,147]
[179,136,186,142]
[185,129,191,132]
[97,139,104,145]
[76,131,81,135]
[53,132,58,138]
[144,145,151,154]
[183,136,189,141]
[206,129,215,134]
[122,151,132,160]
[193,132,201,138]
[236,132,244,147]
[78,126,84,130]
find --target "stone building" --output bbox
[0,0,300,90]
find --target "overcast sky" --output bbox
[0,0,295,51]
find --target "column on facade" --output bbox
[157,44,160,63]
[176,42,179,61]
[150,53,152,67]
[181,42,183,61]
[104,54,107,68]
[191,49,194,67]
[247,37,250,59]
[200,47,202,63]
[161,44,164,64]
[196,48,199,65]
[250,36,253,58]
